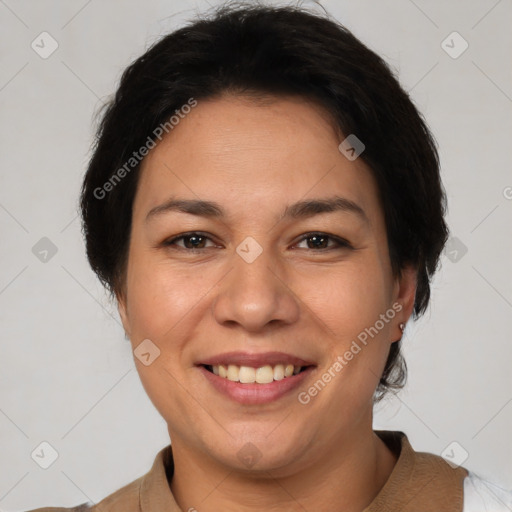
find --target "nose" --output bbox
[211,244,300,333]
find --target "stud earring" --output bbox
[399,322,405,333]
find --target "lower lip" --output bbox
[198,366,314,404]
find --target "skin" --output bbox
[118,93,417,512]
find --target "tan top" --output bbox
[27,430,469,512]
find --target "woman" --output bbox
[27,3,512,511]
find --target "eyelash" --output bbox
[162,231,352,252]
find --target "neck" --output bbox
[169,426,398,512]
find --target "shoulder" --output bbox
[22,444,173,512]
[463,471,512,512]
[22,475,143,512]
[22,505,91,512]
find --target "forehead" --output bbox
[134,94,381,225]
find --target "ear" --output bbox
[116,291,131,339]
[392,264,417,340]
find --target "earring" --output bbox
[399,322,405,333]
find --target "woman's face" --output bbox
[118,94,416,474]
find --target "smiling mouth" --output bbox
[202,363,310,384]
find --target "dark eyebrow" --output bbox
[282,196,368,223]
[145,196,368,224]
[146,198,224,222]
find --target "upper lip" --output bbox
[198,351,315,368]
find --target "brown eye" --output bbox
[164,232,216,250]
[295,232,351,250]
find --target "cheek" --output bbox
[124,249,209,340]
[301,256,392,335]
[305,268,394,407]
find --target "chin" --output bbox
[206,430,310,474]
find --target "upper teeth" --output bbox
[211,364,302,383]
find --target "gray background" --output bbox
[1,0,511,509]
